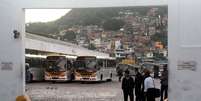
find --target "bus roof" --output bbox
[47,55,77,59]
[96,56,116,60]
[25,54,47,58]
[76,55,116,60]
[76,56,96,59]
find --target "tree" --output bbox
[151,32,167,47]
[63,31,76,42]
[26,22,58,35]
[153,52,166,61]
[103,19,125,31]
[88,43,96,50]
[124,23,134,34]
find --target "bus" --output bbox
[74,56,116,81]
[44,55,75,82]
[141,62,163,78]
[25,54,46,82]
[116,63,141,76]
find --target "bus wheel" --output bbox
[100,74,103,81]
[109,73,113,81]
[70,73,75,81]
[106,73,112,82]
[27,73,33,83]
[110,73,113,78]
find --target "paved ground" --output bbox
[26,77,161,101]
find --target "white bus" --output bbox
[25,54,46,82]
[74,56,116,81]
[44,55,76,82]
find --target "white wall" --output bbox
[169,0,201,100]
[0,0,169,101]
[0,0,25,101]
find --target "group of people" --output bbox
[121,64,168,101]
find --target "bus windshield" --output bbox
[75,57,97,69]
[46,56,66,72]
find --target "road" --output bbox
[26,78,161,101]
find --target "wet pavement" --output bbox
[26,77,161,101]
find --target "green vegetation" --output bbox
[103,19,125,31]
[26,22,58,35]
[26,6,167,34]
[88,43,96,50]
[151,32,167,46]
[63,30,76,42]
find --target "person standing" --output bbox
[154,65,159,78]
[122,70,135,101]
[134,68,143,101]
[160,64,168,101]
[117,68,123,82]
[143,69,155,101]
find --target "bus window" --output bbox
[98,60,103,68]
[25,56,46,82]
[107,60,116,68]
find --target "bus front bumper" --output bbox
[75,76,98,81]
[45,76,68,81]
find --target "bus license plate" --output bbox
[52,77,58,79]
[83,78,89,80]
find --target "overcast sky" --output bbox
[25,9,71,23]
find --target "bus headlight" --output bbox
[45,72,51,77]
[75,72,81,77]
[91,73,97,77]
[60,72,66,77]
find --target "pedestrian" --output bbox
[134,68,143,101]
[143,69,155,101]
[160,64,168,101]
[154,65,159,78]
[122,70,135,101]
[117,66,123,82]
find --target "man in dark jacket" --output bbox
[135,68,143,101]
[160,64,168,101]
[122,70,134,101]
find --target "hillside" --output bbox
[26,6,167,35]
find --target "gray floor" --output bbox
[26,77,161,101]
